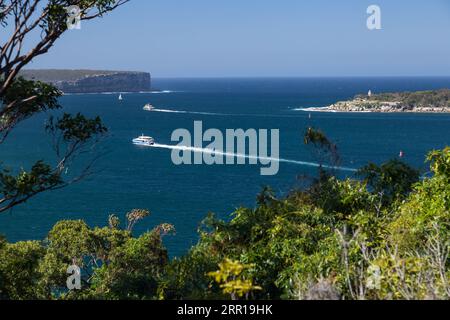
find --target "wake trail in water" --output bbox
[152,108,223,116]
[150,108,308,118]
[150,143,357,172]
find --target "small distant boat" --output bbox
[118,94,123,101]
[399,150,404,158]
[132,134,155,146]
[143,103,155,111]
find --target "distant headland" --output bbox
[19,69,152,94]
[299,89,450,113]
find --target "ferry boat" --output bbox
[132,134,155,146]
[143,103,155,111]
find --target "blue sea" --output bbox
[1,77,450,256]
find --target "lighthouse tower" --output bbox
[368,90,372,97]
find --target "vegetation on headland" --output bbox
[19,70,142,83]
[20,69,152,94]
[357,89,450,107]
[311,89,450,113]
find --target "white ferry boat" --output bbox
[132,134,155,146]
[143,103,155,111]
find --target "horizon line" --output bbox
[151,75,450,79]
[19,69,450,79]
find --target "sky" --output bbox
[26,0,450,77]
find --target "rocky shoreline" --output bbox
[298,89,450,113]
[298,103,450,113]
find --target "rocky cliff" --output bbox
[20,69,151,94]
[302,89,450,113]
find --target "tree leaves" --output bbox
[46,112,107,143]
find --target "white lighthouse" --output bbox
[368,90,372,97]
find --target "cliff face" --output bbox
[20,69,151,93]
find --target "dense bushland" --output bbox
[1,146,448,300]
[356,89,450,109]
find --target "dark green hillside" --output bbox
[18,69,152,93]
[19,69,124,82]
[356,89,450,108]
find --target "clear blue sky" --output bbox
[28,0,450,77]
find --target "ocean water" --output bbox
[1,77,450,256]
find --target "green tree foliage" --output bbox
[304,127,340,169]
[0,1,129,214]
[157,148,449,300]
[0,209,173,300]
[357,159,420,205]
[0,241,45,299]
[0,117,448,300]
[0,148,448,300]
[357,89,450,109]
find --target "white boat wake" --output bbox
[150,90,177,94]
[152,108,223,116]
[149,143,357,172]
[150,108,309,118]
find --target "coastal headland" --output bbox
[20,69,152,94]
[298,89,450,113]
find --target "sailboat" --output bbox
[118,94,123,101]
